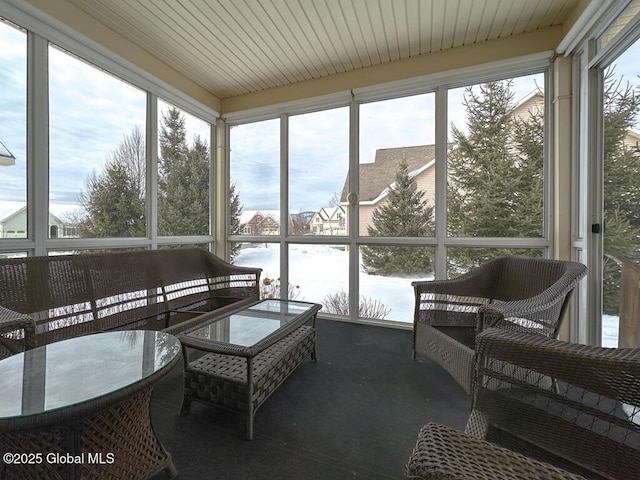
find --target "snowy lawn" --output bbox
[235,243,621,344]
[234,243,430,323]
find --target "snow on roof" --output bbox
[0,142,16,166]
[0,202,83,223]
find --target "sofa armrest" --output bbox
[202,251,262,299]
[0,305,36,358]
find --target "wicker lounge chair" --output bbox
[412,256,587,394]
[406,328,640,480]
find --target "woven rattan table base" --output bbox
[0,389,176,480]
[182,325,316,439]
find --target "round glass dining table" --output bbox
[0,330,181,480]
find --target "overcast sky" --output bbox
[1,19,639,220]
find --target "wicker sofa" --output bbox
[412,256,587,394]
[0,248,261,357]
[407,328,640,480]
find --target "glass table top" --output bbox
[0,330,180,419]
[183,299,317,347]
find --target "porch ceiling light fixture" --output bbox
[0,141,16,167]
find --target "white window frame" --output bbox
[225,54,553,326]
[569,0,640,345]
[0,1,218,256]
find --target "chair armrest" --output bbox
[477,261,585,336]
[472,328,640,479]
[407,423,586,480]
[412,276,495,329]
[475,328,640,396]
[477,292,569,336]
[412,261,500,328]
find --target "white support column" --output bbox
[553,55,574,341]
[28,32,48,256]
[349,97,360,319]
[434,86,448,279]
[214,119,227,258]
[280,114,289,297]
[147,93,158,249]
[553,56,573,261]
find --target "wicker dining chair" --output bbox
[406,328,640,480]
[412,256,587,394]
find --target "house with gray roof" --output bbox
[339,91,549,236]
[310,206,347,235]
[341,145,436,236]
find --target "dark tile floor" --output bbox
[150,318,470,480]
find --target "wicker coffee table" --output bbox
[0,330,181,479]
[178,299,321,440]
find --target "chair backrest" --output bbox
[479,256,587,337]
[469,329,640,480]
[491,256,585,302]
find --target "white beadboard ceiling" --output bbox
[66,0,581,99]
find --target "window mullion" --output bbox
[280,114,289,298]
[147,92,158,249]
[28,32,48,255]
[434,86,448,279]
[349,98,360,319]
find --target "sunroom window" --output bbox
[227,68,550,325]
[0,19,26,241]
[49,45,147,239]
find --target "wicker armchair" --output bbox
[412,256,587,394]
[407,328,640,480]
[0,305,36,360]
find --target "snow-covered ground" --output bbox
[234,243,429,323]
[235,243,622,345]
[602,314,619,347]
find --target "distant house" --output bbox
[311,206,347,235]
[241,210,316,236]
[241,211,280,235]
[290,211,315,235]
[623,128,640,150]
[512,90,544,118]
[0,206,78,239]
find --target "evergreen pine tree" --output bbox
[602,71,640,313]
[158,107,189,235]
[229,181,243,261]
[361,161,434,275]
[158,108,210,237]
[78,128,146,237]
[447,81,544,273]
